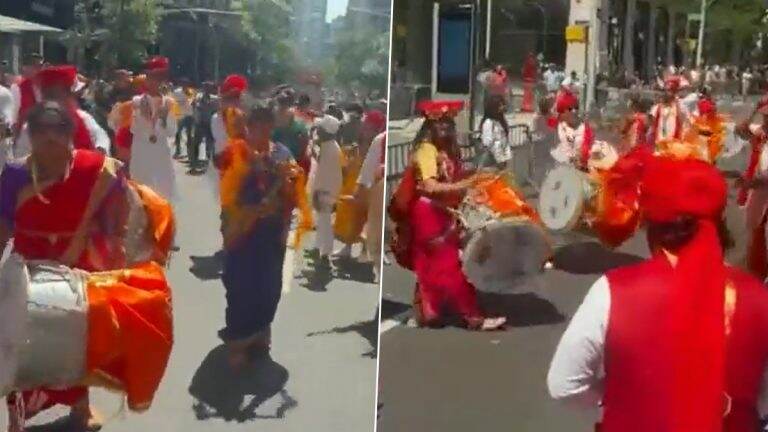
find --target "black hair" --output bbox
[297,93,311,108]
[646,215,733,253]
[26,101,75,134]
[345,103,364,116]
[326,106,344,121]
[481,94,509,135]
[412,117,460,160]
[247,106,276,125]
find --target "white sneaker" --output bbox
[544,261,554,270]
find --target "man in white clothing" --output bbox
[129,57,178,201]
[312,114,343,267]
[354,131,386,282]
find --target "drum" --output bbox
[538,165,596,231]
[721,124,745,159]
[461,218,551,292]
[587,141,619,171]
[0,255,88,395]
[458,179,551,291]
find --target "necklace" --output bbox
[30,155,72,204]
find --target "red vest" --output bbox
[603,258,768,432]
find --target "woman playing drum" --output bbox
[0,102,174,432]
[389,100,506,331]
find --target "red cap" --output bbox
[697,98,716,116]
[416,100,464,120]
[664,75,688,93]
[144,56,170,73]
[219,74,248,97]
[363,110,387,133]
[555,90,579,114]
[640,156,726,223]
[36,65,77,91]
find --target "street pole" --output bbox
[696,0,706,68]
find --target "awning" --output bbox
[0,14,63,34]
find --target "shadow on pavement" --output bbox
[332,255,376,284]
[307,308,380,358]
[298,249,334,292]
[381,299,410,321]
[189,344,297,422]
[479,292,565,327]
[554,241,643,275]
[189,251,224,281]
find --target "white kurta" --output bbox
[650,101,688,143]
[480,118,513,164]
[14,109,110,159]
[129,94,178,201]
[548,276,768,413]
[745,124,768,232]
[358,133,385,268]
[313,138,343,256]
[551,122,587,164]
[210,113,227,157]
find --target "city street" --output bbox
[377,106,754,432]
[1,161,379,432]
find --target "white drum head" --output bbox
[538,165,586,231]
[14,261,88,390]
[588,141,619,171]
[721,124,745,159]
[0,254,29,396]
[462,219,551,292]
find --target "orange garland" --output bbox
[472,177,541,224]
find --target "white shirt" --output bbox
[544,70,560,92]
[552,122,587,164]
[312,138,342,201]
[211,113,227,157]
[0,84,15,126]
[548,276,768,416]
[358,132,385,188]
[14,109,110,158]
[650,102,688,141]
[480,118,512,164]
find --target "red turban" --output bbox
[640,156,727,431]
[220,74,248,97]
[144,56,170,74]
[416,100,464,120]
[363,110,387,133]
[555,90,578,114]
[664,75,688,93]
[36,65,77,91]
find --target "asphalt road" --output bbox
[1,158,380,432]
[377,109,754,432]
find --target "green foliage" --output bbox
[240,0,298,88]
[709,0,766,38]
[70,0,159,72]
[333,24,389,94]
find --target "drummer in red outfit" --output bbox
[388,100,506,331]
[548,156,768,432]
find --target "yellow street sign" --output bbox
[566,25,587,43]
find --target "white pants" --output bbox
[315,209,335,257]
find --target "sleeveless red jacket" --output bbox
[602,258,768,432]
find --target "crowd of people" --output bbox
[389,52,768,428]
[0,51,387,432]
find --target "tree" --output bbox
[66,0,159,74]
[240,0,298,89]
[332,25,389,95]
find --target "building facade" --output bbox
[0,0,71,73]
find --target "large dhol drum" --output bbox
[458,178,551,292]
[125,183,153,264]
[538,165,596,232]
[0,255,88,396]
